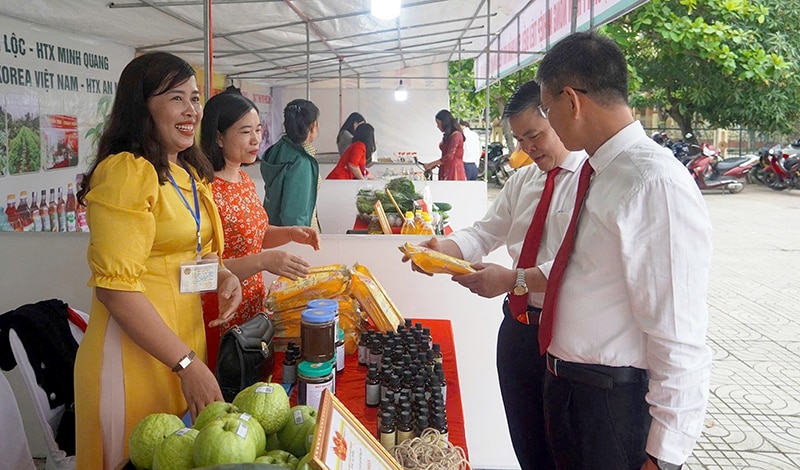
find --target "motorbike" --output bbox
[685,142,744,193]
[478,142,514,187]
[762,141,800,190]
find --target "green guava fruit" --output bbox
[254,449,300,469]
[193,416,258,467]
[152,427,198,470]
[224,412,267,456]
[265,432,282,452]
[193,401,240,431]
[129,412,185,469]
[277,405,318,457]
[232,382,291,434]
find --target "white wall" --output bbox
[274,67,450,160]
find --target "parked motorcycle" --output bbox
[478,142,514,187]
[760,140,800,190]
[685,142,744,193]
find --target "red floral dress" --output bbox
[202,170,269,370]
[438,131,466,180]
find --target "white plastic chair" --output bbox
[7,307,88,470]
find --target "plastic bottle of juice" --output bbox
[413,210,424,233]
[400,211,416,235]
[419,212,435,235]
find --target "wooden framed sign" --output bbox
[310,389,403,469]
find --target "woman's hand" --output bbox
[209,269,241,328]
[289,226,321,251]
[176,359,224,422]
[261,250,311,279]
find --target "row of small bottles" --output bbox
[3,183,87,232]
[400,210,436,235]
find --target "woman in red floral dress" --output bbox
[200,92,320,369]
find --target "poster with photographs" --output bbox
[41,114,79,170]
[0,93,7,177]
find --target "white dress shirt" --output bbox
[549,121,713,464]
[461,126,482,165]
[448,150,589,308]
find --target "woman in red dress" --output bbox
[199,92,320,369]
[327,123,376,180]
[424,109,466,180]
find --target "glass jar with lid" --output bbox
[297,360,334,410]
[300,308,336,363]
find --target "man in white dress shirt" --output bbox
[535,31,712,470]
[405,81,588,470]
[459,119,482,180]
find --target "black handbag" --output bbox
[215,312,275,402]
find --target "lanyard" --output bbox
[167,164,202,259]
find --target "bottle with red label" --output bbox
[66,183,77,232]
[16,191,35,232]
[74,175,89,232]
[39,189,51,232]
[48,188,59,232]
[57,187,67,232]
[31,190,43,232]
[5,194,21,231]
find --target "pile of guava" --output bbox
[128,382,319,470]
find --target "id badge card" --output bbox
[180,259,218,293]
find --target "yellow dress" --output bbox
[74,152,225,470]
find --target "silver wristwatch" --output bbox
[512,268,528,296]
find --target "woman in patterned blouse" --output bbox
[199,91,320,369]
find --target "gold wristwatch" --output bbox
[171,350,196,372]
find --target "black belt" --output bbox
[546,353,648,390]
[502,296,542,325]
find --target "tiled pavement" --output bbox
[488,181,800,469]
[686,184,800,469]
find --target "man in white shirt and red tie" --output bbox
[404,80,588,470]
[535,31,712,470]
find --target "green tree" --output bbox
[449,59,538,148]
[603,0,799,137]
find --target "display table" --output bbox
[349,217,453,235]
[271,318,468,459]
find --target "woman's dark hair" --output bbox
[200,92,259,171]
[77,52,212,204]
[352,123,376,157]
[284,99,320,145]
[435,109,463,140]
[337,112,365,145]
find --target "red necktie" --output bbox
[539,160,594,354]
[509,167,562,323]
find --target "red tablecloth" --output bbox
[271,318,467,459]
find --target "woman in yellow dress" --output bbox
[74,52,242,470]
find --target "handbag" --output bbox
[215,312,275,402]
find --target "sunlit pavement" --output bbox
[487,180,800,469]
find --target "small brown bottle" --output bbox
[397,410,414,444]
[379,412,396,450]
[366,364,381,407]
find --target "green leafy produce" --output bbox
[385,177,417,198]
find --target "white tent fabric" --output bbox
[0,0,517,88]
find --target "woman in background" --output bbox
[200,92,319,369]
[327,123,376,180]
[74,52,241,469]
[260,99,321,228]
[425,109,467,180]
[336,112,365,156]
